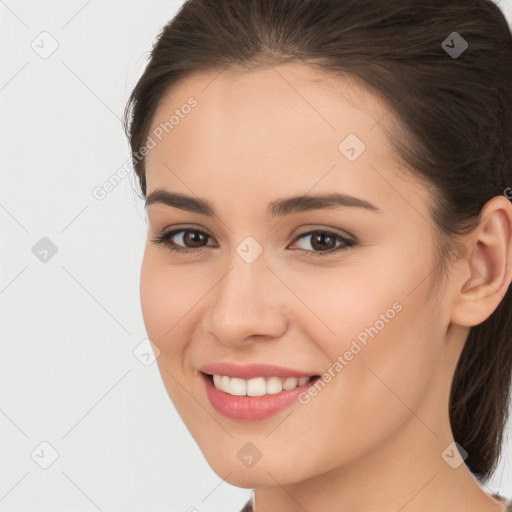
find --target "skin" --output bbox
[139,62,512,512]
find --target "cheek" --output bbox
[278,293,442,476]
[139,248,190,346]
[331,282,441,435]
[296,249,442,417]
[139,250,196,405]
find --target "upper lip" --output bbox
[199,362,319,379]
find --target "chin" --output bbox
[212,463,294,488]
[201,446,309,488]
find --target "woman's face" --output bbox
[140,63,462,487]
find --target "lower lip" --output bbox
[200,372,319,421]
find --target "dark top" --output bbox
[237,493,512,511]
[494,494,512,511]
[238,496,254,512]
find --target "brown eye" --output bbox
[180,230,209,248]
[151,228,216,253]
[290,230,355,257]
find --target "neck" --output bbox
[253,384,500,512]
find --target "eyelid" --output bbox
[155,224,355,245]
[290,225,356,242]
[288,228,356,254]
[152,224,358,261]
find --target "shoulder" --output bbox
[491,493,512,511]
[237,494,512,511]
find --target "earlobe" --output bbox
[451,196,512,327]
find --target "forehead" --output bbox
[147,62,391,161]
[144,62,431,220]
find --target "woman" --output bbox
[123,0,512,510]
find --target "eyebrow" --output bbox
[145,189,381,217]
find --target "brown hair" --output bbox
[123,0,512,482]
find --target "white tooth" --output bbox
[247,377,267,397]
[266,376,283,394]
[220,375,231,393]
[213,374,222,389]
[212,374,312,395]
[297,376,310,386]
[229,377,247,396]
[283,377,298,390]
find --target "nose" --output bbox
[202,255,289,347]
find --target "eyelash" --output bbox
[151,227,356,257]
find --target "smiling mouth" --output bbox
[202,372,321,397]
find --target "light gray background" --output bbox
[1,1,511,511]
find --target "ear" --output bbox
[450,195,512,327]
